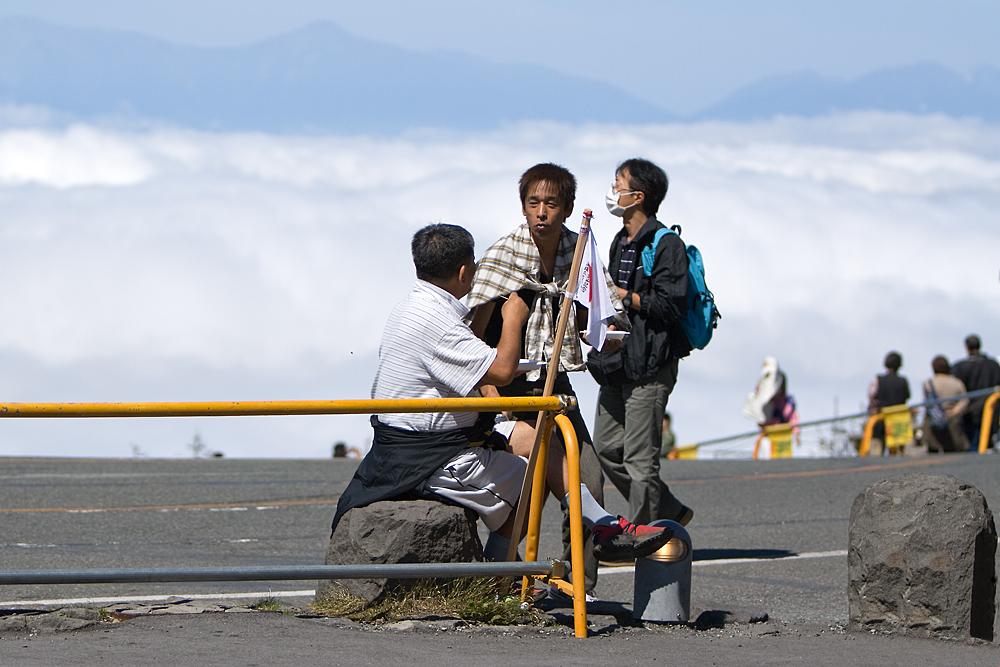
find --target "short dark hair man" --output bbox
[952,335,1000,448]
[590,157,693,527]
[466,163,647,590]
[333,223,673,566]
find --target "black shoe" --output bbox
[672,505,694,526]
[592,518,674,563]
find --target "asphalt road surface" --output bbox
[4,451,1000,624]
[4,451,1000,665]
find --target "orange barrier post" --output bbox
[519,415,587,637]
[859,413,883,456]
[556,414,587,638]
[521,417,553,603]
[978,391,1000,454]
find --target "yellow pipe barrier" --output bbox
[978,391,1000,454]
[556,413,588,639]
[750,423,795,459]
[2,394,589,633]
[858,413,883,457]
[519,414,587,638]
[521,417,553,603]
[0,396,573,419]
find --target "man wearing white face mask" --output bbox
[588,158,694,528]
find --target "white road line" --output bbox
[597,549,848,576]
[0,589,316,608]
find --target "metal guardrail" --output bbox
[0,396,575,418]
[858,387,1000,456]
[0,562,563,586]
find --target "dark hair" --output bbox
[965,334,982,352]
[884,351,902,372]
[617,158,668,217]
[411,224,474,282]
[931,355,950,375]
[518,163,576,209]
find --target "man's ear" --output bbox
[458,260,475,286]
[633,191,645,207]
[555,200,574,225]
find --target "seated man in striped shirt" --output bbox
[332,224,673,564]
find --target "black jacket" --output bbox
[330,420,470,535]
[610,217,689,382]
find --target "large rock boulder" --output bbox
[316,500,483,604]
[848,473,996,641]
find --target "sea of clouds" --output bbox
[1,112,997,458]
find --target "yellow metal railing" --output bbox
[978,391,1000,454]
[521,414,587,637]
[858,389,1000,456]
[0,394,590,637]
[858,404,913,457]
[752,423,797,459]
[0,396,572,418]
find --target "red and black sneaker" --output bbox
[592,517,674,563]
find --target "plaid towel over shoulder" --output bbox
[466,224,627,381]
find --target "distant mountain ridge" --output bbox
[695,63,1000,122]
[1,16,997,132]
[0,16,674,133]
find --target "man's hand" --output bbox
[584,323,622,352]
[501,290,530,327]
[478,291,530,388]
[602,324,623,352]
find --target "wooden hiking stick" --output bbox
[505,209,593,562]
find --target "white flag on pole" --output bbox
[573,226,616,351]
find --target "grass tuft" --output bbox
[247,595,284,612]
[311,577,545,626]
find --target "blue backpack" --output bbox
[641,225,720,350]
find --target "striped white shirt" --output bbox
[371,280,497,431]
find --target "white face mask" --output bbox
[605,185,638,217]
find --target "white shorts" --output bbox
[421,421,526,532]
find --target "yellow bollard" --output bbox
[554,414,587,639]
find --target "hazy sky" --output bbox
[1,1,998,113]
[1,3,998,459]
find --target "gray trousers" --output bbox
[593,359,684,525]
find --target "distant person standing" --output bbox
[867,351,911,454]
[952,335,1000,449]
[921,355,969,453]
[660,411,676,458]
[742,357,798,428]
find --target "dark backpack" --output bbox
[641,225,720,350]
